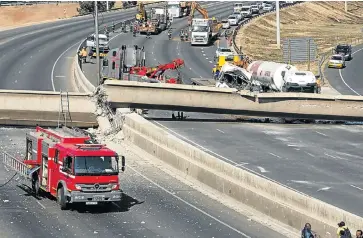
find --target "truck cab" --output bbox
[190,18,211,45]
[24,127,125,210]
[334,44,352,61]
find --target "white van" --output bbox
[86,34,109,49]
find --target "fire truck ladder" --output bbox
[58,91,72,128]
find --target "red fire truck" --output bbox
[4,126,125,210]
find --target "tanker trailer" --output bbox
[247,61,318,93]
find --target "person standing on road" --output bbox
[337,221,352,238]
[301,223,315,238]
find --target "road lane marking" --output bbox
[55,75,65,78]
[315,131,327,137]
[317,187,331,192]
[304,152,315,157]
[350,184,363,191]
[51,40,82,91]
[338,47,363,96]
[36,200,46,209]
[216,129,224,133]
[128,165,251,237]
[257,166,268,173]
[268,153,281,159]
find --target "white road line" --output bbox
[36,200,46,209]
[128,166,251,237]
[209,61,213,63]
[350,184,363,191]
[338,47,363,96]
[304,151,315,157]
[51,30,125,91]
[205,57,209,60]
[268,153,281,159]
[216,129,225,133]
[51,40,82,91]
[55,76,65,78]
[315,131,327,137]
[257,166,268,173]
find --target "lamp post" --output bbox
[276,1,280,49]
[94,1,100,86]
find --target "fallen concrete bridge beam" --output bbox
[103,80,363,121]
[0,90,97,127]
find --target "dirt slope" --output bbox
[235,1,363,73]
[0,3,80,29]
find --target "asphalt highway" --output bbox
[324,44,363,95]
[82,1,234,84]
[0,128,282,237]
[0,4,163,91]
[82,1,363,218]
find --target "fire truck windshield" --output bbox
[74,156,119,176]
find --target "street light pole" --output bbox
[106,0,109,11]
[94,0,100,86]
[345,1,348,12]
[276,0,280,49]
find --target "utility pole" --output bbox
[276,0,280,49]
[106,0,109,11]
[94,1,100,86]
[345,1,348,12]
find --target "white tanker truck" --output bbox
[217,61,319,93]
[247,61,318,93]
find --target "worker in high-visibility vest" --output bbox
[136,13,142,21]
[79,47,87,63]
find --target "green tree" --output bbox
[77,1,115,15]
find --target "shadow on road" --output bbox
[17,184,144,214]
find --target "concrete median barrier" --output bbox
[0,90,97,127]
[103,80,363,121]
[122,112,363,237]
[73,56,96,93]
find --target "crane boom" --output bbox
[136,2,147,21]
[188,1,208,25]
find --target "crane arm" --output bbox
[136,2,146,20]
[149,59,184,78]
[190,1,208,19]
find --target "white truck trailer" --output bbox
[167,1,190,18]
[247,61,319,93]
[190,18,219,46]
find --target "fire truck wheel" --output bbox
[32,176,40,197]
[57,187,68,210]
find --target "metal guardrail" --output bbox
[2,152,28,178]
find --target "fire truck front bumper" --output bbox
[69,190,122,203]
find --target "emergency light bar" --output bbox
[75,144,106,150]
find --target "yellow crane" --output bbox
[136,2,147,21]
[188,1,209,25]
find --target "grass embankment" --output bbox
[235,1,363,75]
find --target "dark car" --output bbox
[335,44,352,61]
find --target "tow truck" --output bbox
[2,126,126,210]
[129,58,184,84]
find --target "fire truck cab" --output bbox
[24,126,125,210]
